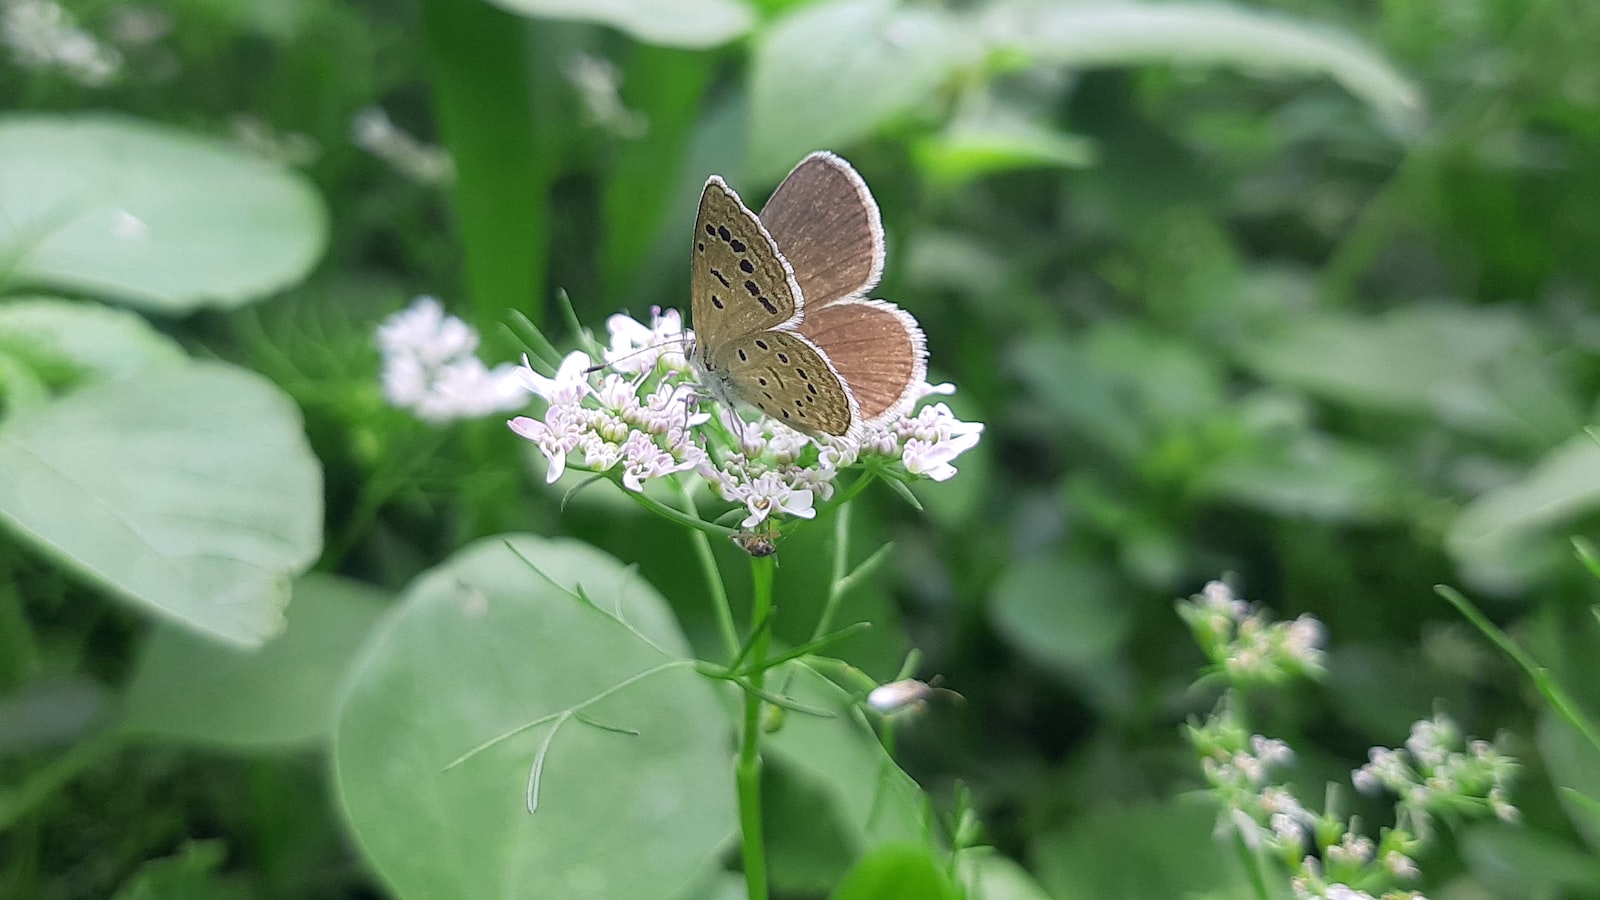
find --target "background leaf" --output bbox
[748,0,976,179]
[985,1,1422,127]
[0,114,327,312]
[122,574,390,749]
[334,534,735,900]
[0,362,323,646]
[486,0,752,47]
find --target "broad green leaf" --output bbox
[1031,799,1247,900]
[0,295,185,387]
[0,114,327,313]
[1447,434,1600,589]
[748,0,977,180]
[830,842,958,900]
[1460,821,1600,895]
[0,362,323,646]
[1237,305,1573,442]
[984,2,1422,128]
[1539,711,1600,852]
[763,663,927,866]
[913,112,1096,186]
[487,0,752,47]
[122,574,389,749]
[989,553,1132,675]
[1196,428,1398,522]
[112,840,247,900]
[334,535,735,900]
[955,847,1052,900]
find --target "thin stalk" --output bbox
[420,0,550,323]
[736,555,776,900]
[0,728,122,830]
[677,481,739,657]
[812,502,853,641]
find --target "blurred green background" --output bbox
[5,0,1600,897]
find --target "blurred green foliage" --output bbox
[4,0,1600,897]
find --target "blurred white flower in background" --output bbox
[376,297,525,424]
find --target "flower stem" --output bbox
[678,481,739,658]
[736,554,776,900]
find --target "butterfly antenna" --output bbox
[582,335,693,375]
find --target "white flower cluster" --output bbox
[1178,580,1327,684]
[376,297,526,424]
[1,0,121,85]
[508,309,983,529]
[351,106,455,186]
[1352,711,1520,835]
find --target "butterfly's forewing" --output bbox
[713,331,856,437]
[758,152,884,310]
[797,298,926,424]
[691,176,804,354]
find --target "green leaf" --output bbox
[913,112,1097,186]
[1031,799,1247,900]
[829,842,959,900]
[1447,433,1600,589]
[122,574,389,749]
[0,114,327,313]
[985,2,1422,129]
[0,295,185,387]
[112,840,247,900]
[748,0,977,180]
[1460,821,1600,895]
[334,535,735,900]
[1196,428,1398,522]
[954,847,1052,900]
[989,553,1132,676]
[1236,304,1573,441]
[0,362,323,647]
[486,0,752,48]
[763,663,927,862]
[1539,711,1600,852]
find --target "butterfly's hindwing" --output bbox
[797,298,927,424]
[691,177,803,355]
[709,331,856,437]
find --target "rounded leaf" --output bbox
[123,574,390,749]
[0,362,324,646]
[0,114,327,312]
[748,0,975,180]
[0,295,185,384]
[334,534,735,900]
[487,0,751,48]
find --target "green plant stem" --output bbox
[0,552,37,688]
[678,481,739,658]
[1232,829,1272,900]
[736,555,776,900]
[1436,584,1600,754]
[813,501,853,641]
[420,0,551,323]
[0,727,122,830]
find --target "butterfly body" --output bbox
[690,152,926,440]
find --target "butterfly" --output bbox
[689,151,927,442]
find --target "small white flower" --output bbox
[737,472,815,528]
[518,351,592,405]
[377,297,528,424]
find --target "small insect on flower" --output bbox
[729,531,778,557]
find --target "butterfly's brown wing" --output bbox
[758,151,884,310]
[797,298,926,424]
[707,331,857,437]
[691,176,803,354]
